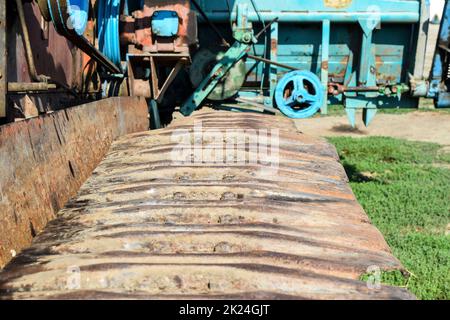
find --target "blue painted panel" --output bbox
[197,0,420,23]
[152,11,179,37]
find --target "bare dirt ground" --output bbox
[294,111,450,149]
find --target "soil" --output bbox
[294,111,450,149]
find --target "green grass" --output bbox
[328,136,450,300]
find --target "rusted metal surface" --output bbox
[0,97,149,269]
[0,110,413,299]
[11,2,83,88]
[0,0,6,117]
[5,1,92,120]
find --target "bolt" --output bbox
[242,34,252,43]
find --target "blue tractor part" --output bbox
[181,2,259,116]
[97,0,122,68]
[274,71,324,119]
[41,0,120,73]
[428,0,450,107]
[151,10,180,37]
[193,0,432,126]
[64,0,89,35]
[45,0,89,36]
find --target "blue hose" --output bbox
[98,0,122,68]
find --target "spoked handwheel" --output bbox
[274,70,324,119]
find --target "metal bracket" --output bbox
[180,3,258,116]
[180,41,251,116]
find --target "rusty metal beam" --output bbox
[0,110,414,300]
[0,97,149,268]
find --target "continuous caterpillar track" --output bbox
[0,111,414,300]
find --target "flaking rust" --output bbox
[0,110,414,300]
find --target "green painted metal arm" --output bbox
[180,41,250,116]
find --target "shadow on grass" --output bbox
[331,124,367,134]
[342,163,377,183]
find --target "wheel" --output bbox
[274,70,324,119]
[149,100,161,130]
[189,49,246,101]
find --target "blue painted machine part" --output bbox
[428,0,450,107]
[65,0,89,35]
[152,11,180,37]
[274,70,324,119]
[98,0,122,68]
[194,0,429,126]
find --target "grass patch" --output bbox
[328,136,450,300]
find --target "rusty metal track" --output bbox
[0,110,414,299]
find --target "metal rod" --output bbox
[247,54,298,71]
[255,17,279,39]
[343,86,380,92]
[7,82,57,92]
[191,0,230,47]
[235,97,279,114]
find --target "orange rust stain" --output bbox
[271,39,278,53]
